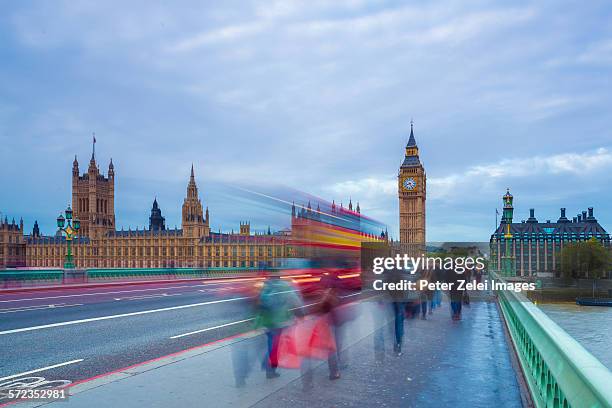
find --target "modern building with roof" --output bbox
[490,189,611,277]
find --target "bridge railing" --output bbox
[0,270,64,286]
[493,272,612,408]
[0,267,266,288]
[86,267,260,280]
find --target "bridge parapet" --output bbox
[0,267,264,289]
[493,272,612,408]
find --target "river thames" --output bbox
[538,302,612,369]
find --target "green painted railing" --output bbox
[0,267,274,288]
[86,267,260,280]
[0,270,64,282]
[494,273,612,408]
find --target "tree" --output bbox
[559,239,610,296]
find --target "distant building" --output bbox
[0,217,25,268]
[149,198,166,232]
[490,189,611,277]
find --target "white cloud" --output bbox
[168,22,268,52]
[577,39,612,65]
[327,147,612,202]
[4,1,612,239]
[287,6,535,47]
[430,147,612,200]
[323,147,612,239]
[327,177,396,197]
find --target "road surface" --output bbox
[0,278,321,399]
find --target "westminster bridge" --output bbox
[0,268,611,408]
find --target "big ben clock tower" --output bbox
[398,122,426,253]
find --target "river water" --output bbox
[537,302,612,370]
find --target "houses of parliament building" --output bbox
[1,146,291,269]
[1,127,420,270]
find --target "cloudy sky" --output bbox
[1,0,611,241]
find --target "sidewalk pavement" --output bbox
[21,296,523,408]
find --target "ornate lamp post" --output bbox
[501,189,516,277]
[57,206,80,269]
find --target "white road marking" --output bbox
[0,359,83,382]
[0,281,246,304]
[291,301,320,311]
[0,303,84,314]
[113,293,183,301]
[170,318,255,339]
[198,287,240,293]
[0,296,248,336]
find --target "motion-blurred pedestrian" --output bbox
[255,272,303,378]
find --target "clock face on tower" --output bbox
[403,177,416,191]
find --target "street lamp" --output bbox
[57,206,80,269]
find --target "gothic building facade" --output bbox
[22,148,289,269]
[72,153,115,239]
[398,122,426,254]
[0,217,26,268]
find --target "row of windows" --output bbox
[494,238,610,243]
[76,193,111,214]
[30,259,278,268]
[490,258,555,271]
[0,246,24,256]
[28,245,283,257]
[0,235,22,243]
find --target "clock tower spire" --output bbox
[398,121,426,254]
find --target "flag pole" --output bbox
[495,208,498,230]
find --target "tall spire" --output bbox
[88,133,98,173]
[402,119,421,168]
[91,132,97,161]
[182,164,207,238]
[73,155,79,177]
[407,120,417,148]
[186,165,198,198]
